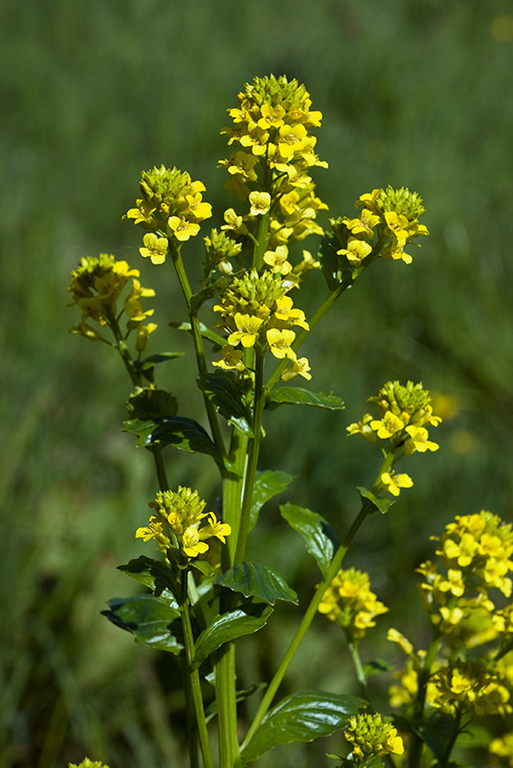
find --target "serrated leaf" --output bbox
[266,387,345,411]
[280,503,339,578]
[197,371,254,437]
[169,320,226,348]
[138,417,222,463]
[215,562,297,606]
[357,486,394,515]
[117,556,179,606]
[249,470,294,532]
[126,387,179,420]
[192,603,273,670]
[240,690,364,764]
[102,594,183,654]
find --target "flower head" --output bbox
[318,568,388,641]
[343,713,404,764]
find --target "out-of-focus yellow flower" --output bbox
[489,732,513,766]
[318,567,388,641]
[431,660,511,717]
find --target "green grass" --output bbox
[1,1,513,765]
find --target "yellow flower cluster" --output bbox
[416,511,513,648]
[490,731,513,766]
[343,713,404,764]
[332,185,428,269]
[220,75,328,248]
[430,660,511,717]
[213,268,311,381]
[318,568,388,641]
[67,254,157,351]
[125,165,212,260]
[136,487,231,560]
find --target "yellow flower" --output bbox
[281,357,312,381]
[266,328,296,359]
[249,191,271,216]
[136,322,158,353]
[337,236,373,266]
[168,216,201,242]
[370,410,406,439]
[277,123,308,158]
[387,628,414,656]
[404,424,439,452]
[381,471,413,496]
[318,568,388,640]
[139,232,169,265]
[263,246,293,275]
[227,313,264,348]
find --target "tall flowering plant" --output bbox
[67,75,512,768]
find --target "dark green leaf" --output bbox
[416,711,459,761]
[140,351,184,367]
[169,320,226,348]
[266,387,345,411]
[135,417,222,463]
[240,690,364,764]
[126,387,179,420]
[102,594,183,654]
[215,561,297,605]
[197,371,254,437]
[117,556,179,606]
[357,486,394,515]
[249,470,294,532]
[192,602,273,670]
[280,503,339,578]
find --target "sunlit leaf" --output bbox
[240,690,364,764]
[215,561,297,605]
[280,503,339,578]
[266,387,345,411]
[169,320,226,348]
[117,556,178,606]
[249,470,294,532]
[192,602,273,670]
[357,486,394,515]
[198,371,254,437]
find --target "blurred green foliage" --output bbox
[1,0,512,765]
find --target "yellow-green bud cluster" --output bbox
[220,74,328,249]
[67,254,157,350]
[343,713,404,763]
[213,269,311,380]
[318,568,388,641]
[68,760,109,768]
[125,164,212,257]
[332,185,428,269]
[203,228,243,276]
[136,487,231,561]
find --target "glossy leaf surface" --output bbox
[280,502,339,578]
[215,561,298,605]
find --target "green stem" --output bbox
[348,641,370,702]
[407,633,443,768]
[170,244,226,458]
[241,500,373,751]
[222,430,249,564]
[216,645,240,768]
[234,351,265,564]
[181,578,214,768]
[107,308,170,490]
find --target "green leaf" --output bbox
[215,561,298,606]
[416,711,458,761]
[192,602,273,670]
[126,387,179,420]
[250,470,294,532]
[135,352,184,383]
[125,416,221,462]
[357,486,394,515]
[117,556,179,606]
[169,320,226,348]
[197,371,254,437]
[280,503,339,578]
[240,690,364,764]
[362,658,395,678]
[266,387,345,411]
[102,594,183,654]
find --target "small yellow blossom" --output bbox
[263,245,293,275]
[490,731,513,766]
[266,328,296,359]
[318,568,388,640]
[281,357,312,381]
[387,628,414,656]
[139,233,169,265]
[381,470,413,496]
[249,190,271,216]
[338,237,373,266]
[404,424,439,453]
[168,216,201,242]
[227,313,264,348]
[370,411,406,439]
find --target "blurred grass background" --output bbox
[1,0,513,765]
